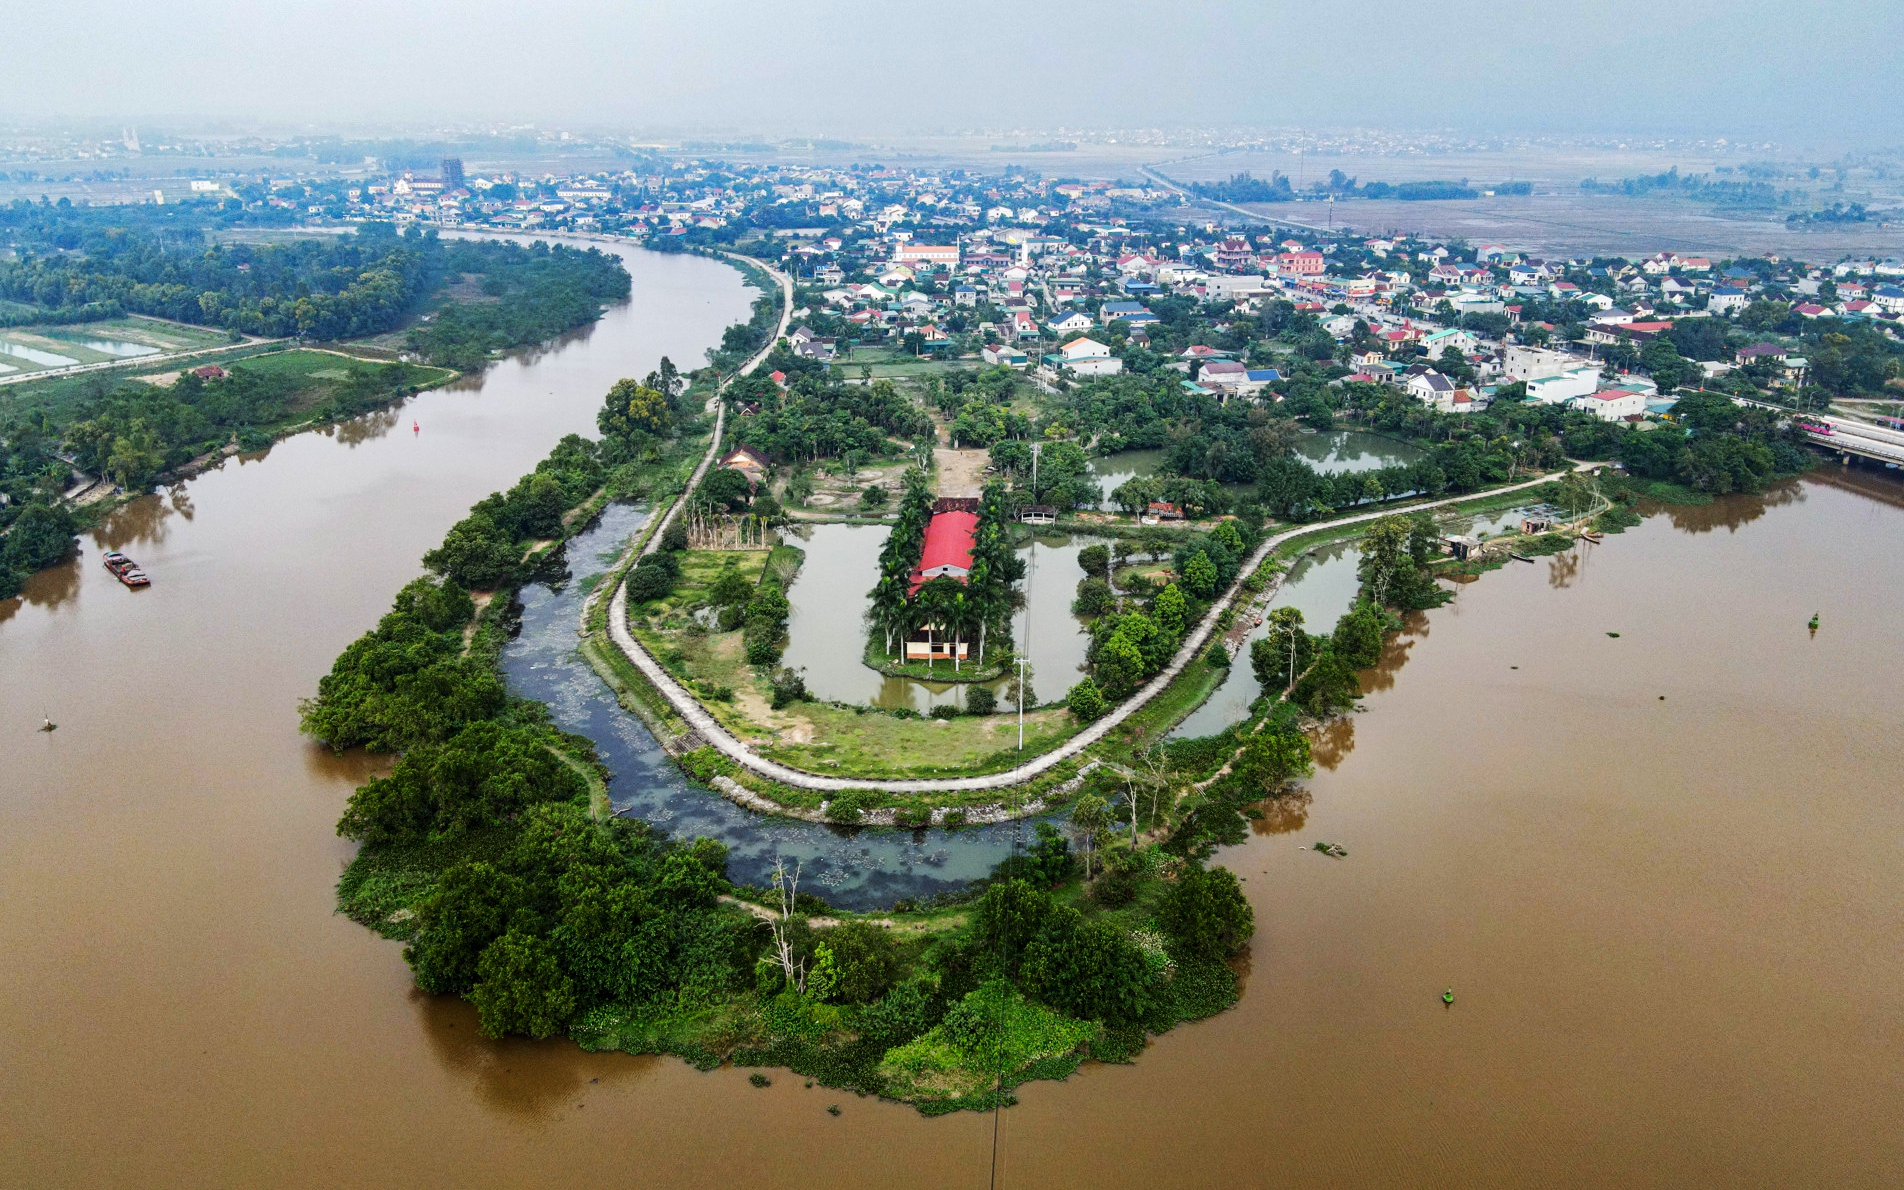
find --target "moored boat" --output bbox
[102,551,151,588]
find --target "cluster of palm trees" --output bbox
[865,474,1024,672]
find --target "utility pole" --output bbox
[1018,442,1040,750]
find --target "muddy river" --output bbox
[3,233,1901,1186]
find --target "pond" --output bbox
[1290,428,1425,474]
[1170,536,1366,738]
[778,521,1095,711]
[1088,431,1426,510]
[1087,448,1165,509]
[502,503,1050,907]
[0,340,80,367]
[75,339,162,358]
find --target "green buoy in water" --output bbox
[1442,988,1455,1006]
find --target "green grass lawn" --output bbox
[838,347,978,380]
[759,701,1079,780]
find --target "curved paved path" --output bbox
[606,450,1599,794]
[639,254,794,559]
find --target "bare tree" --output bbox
[767,858,807,995]
[1130,732,1173,842]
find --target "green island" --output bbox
[0,199,630,598]
[299,258,1818,1112]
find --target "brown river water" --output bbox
[4,238,1903,1185]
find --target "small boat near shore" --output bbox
[102,551,151,588]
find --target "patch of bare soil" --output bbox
[934,446,990,497]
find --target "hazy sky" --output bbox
[9,0,1902,146]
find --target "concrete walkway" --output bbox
[637,254,794,560]
[605,452,1597,795]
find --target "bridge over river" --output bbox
[1733,398,1904,467]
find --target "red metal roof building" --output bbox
[907,510,977,594]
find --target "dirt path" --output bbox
[933,446,989,497]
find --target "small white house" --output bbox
[1056,336,1122,376]
[1047,310,1094,334]
[1569,389,1647,421]
[1406,371,1456,404]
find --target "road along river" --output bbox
[3,227,1902,1185]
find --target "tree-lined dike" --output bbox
[6,240,1904,1183]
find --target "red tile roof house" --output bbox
[904,503,979,662]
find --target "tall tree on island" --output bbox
[867,469,934,656]
[965,480,1025,664]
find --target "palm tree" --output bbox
[911,578,957,672]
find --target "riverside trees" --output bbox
[0,210,628,349]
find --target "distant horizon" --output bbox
[0,120,1887,161]
[7,0,1902,152]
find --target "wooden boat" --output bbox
[102,551,151,588]
[1510,552,1535,563]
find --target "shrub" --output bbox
[813,921,902,1003]
[1091,853,1142,909]
[941,808,968,830]
[1066,677,1108,723]
[626,562,674,603]
[659,517,689,552]
[1077,543,1110,577]
[1159,863,1255,960]
[769,667,808,709]
[1073,577,1114,616]
[965,685,997,715]
[929,704,960,720]
[1022,906,1153,1024]
[825,788,878,824]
